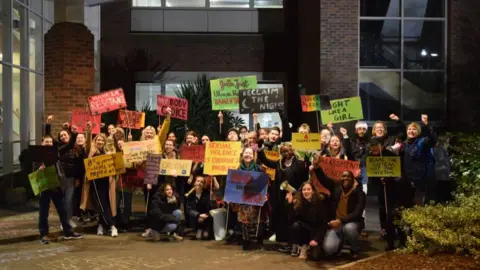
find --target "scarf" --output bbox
[240,162,256,171]
[336,181,358,220]
[167,195,177,204]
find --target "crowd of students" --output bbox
[33,106,451,262]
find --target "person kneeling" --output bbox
[323,171,366,259]
[186,175,213,240]
[147,183,183,241]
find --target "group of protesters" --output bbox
[32,102,450,262]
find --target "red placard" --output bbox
[88,88,127,115]
[156,95,188,120]
[71,108,101,134]
[317,157,360,181]
[180,145,205,163]
[117,110,145,129]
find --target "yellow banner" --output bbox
[264,150,280,161]
[366,156,401,177]
[292,133,321,151]
[159,159,193,177]
[204,141,242,175]
[113,152,126,174]
[84,155,117,180]
[122,139,161,163]
[262,165,276,181]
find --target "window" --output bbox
[29,12,42,71]
[133,0,162,7]
[13,3,25,66]
[135,83,162,110]
[403,21,444,70]
[210,0,250,8]
[403,72,444,121]
[359,71,401,120]
[165,83,181,97]
[404,0,445,18]
[13,68,21,165]
[361,0,400,17]
[254,0,282,8]
[360,20,401,69]
[166,0,205,7]
[43,0,54,23]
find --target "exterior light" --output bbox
[421,49,427,56]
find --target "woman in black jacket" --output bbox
[186,175,213,240]
[147,183,184,241]
[287,181,329,260]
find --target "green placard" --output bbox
[210,75,257,111]
[320,96,364,124]
[28,166,60,196]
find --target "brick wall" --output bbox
[448,0,480,131]
[44,22,95,136]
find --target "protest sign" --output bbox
[28,166,60,196]
[144,154,161,185]
[300,95,321,112]
[262,165,276,181]
[292,133,321,150]
[317,157,360,181]
[117,110,145,129]
[120,169,145,188]
[71,108,101,133]
[210,75,257,111]
[366,156,401,177]
[28,145,59,165]
[180,145,205,163]
[156,95,188,120]
[320,97,364,124]
[113,152,126,174]
[264,150,280,161]
[88,88,127,115]
[84,155,117,180]
[239,88,284,114]
[204,141,242,175]
[224,170,268,206]
[159,159,192,177]
[122,140,161,163]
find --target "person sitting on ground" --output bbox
[186,175,214,240]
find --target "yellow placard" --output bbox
[262,165,276,181]
[113,152,126,174]
[122,139,161,163]
[264,150,280,161]
[204,141,242,175]
[292,133,321,151]
[84,155,116,180]
[159,159,193,177]
[366,156,401,177]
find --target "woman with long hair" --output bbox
[186,175,214,240]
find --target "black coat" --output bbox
[331,184,366,228]
[186,190,213,227]
[148,193,180,231]
[287,196,329,243]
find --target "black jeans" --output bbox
[91,179,115,227]
[39,188,73,237]
[196,215,213,231]
[289,221,312,246]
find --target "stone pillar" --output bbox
[45,0,94,136]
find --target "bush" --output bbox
[399,133,480,257]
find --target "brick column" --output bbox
[44,22,94,136]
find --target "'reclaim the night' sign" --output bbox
[239,88,284,114]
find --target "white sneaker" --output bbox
[299,245,308,259]
[202,230,209,239]
[142,229,152,238]
[69,219,78,228]
[172,233,183,241]
[151,230,161,241]
[269,234,276,242]
[111,226,118,237]
[196,229,203,240]
[97,224,104,235]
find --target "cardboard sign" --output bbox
[180,145,205,163]
[292,133,321,150]
[144,154,161,185]
[28,145,59,165]
[122,140,161,163]
[88,88,127,115]
[224,170,268,206]
[120,170,145,188]
[210,75,257,111]
[113,152,126,174]
[84,155,117,181]
[300,95,321,112]
[239,88,284,114]
[264,150,280,161]
[71,108,101,134]
[159,159,193,177]
[320,97,364,124]
[366,156,401,177]
[204,141,242,175]
[117,110,145,129]
[317,157,360,181]
[28,166,60,196]
[262,165,276,181]
[156,95,188,120]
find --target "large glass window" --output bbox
[29,12,42,71]
[133,0,162,7]
[166,0,205,7]
[210,0,250,8]
[13,67,21,165]
[254,0,283,8]
[135,83,162,110]
[43,0,54,23]
[13,2,25,66]
[359,0,446,121]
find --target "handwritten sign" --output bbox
[121,170,145,188]
[88,88,127,115]
[144,154,161,185]
[210,75,257,111]
[366,156,401,177]
[71,108,101,133]
[239,88,284,114]
[28,166,60,196]
[300,95,321,112]
[204,141,242,175]
[292,133,321,150]
[180,145,205,163]
[156,95,188,120]
[159,159,193,177]
[264,150,280,161]
[320,97,363,124]
[262,165,276,181]
[117,110,145,129]
[122,140,161,163]
[28,145,59,165]
[84,155,116,180]
[113,152,126,174]
[224,170,268,206]
[317,157,360,181]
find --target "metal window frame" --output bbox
[2,0,14,174]
[132,0,283,9]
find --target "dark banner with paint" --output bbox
[239,88,284,114]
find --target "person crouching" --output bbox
[147,183,183,241]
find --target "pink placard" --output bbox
[71,108,101,134]
[156,95,188,120]
[88,88,127,115]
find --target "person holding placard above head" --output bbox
[217,111,241,142]
[147,183,184,241]
[321,133,350,161]
[80,122,118,237]
[286,181,328,260]
[186,175,214,240]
